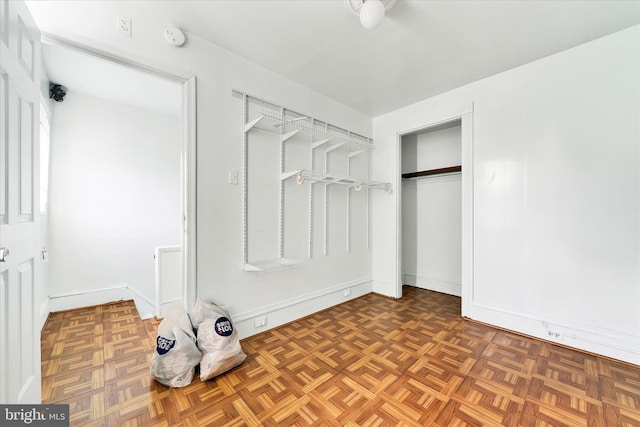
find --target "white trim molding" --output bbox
[232,277,373,340]
[127,286,156,319]
[39,299,50,331]
[182,76,197,312]
[395,104,475,310]
[459,108,474,318]
[41,33,186,83]
[48,284,129,313]
[45,284,157,322]
[403,276,461,297]
[467,302,640,365]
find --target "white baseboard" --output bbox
[45,284,159,323]
[232,277,373,340]
[42,279,374,340]
[39,298,50,331]
[372,279,397,298]
[48,284,131,312]
[403,274,461,297]
[127,286,157,319]
[468,302,640,365]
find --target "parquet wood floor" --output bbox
[41,287,640,426]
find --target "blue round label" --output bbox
[156,336,175,355]
[215,317,233,336]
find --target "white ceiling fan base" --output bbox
[344,0,398,16]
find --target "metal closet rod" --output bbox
[232,89,371,142]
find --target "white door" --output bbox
[0,0,42,403]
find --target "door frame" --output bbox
[41,33,198,312]
[394,105,474,317]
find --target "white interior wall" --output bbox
[247,130,369,265]
[402,124,462,296]
[373,25,640,364]
[401,125,462,174]
[32,2,374,337]
[47,91,181,314]
[34,4,639,363]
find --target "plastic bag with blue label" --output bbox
[189,298,247,381]
[150,304,202,387]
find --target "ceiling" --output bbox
[43,43,182,117]
[28,0,640,117]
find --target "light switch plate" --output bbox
[229,170,238,185]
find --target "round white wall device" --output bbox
[164,27,186,47]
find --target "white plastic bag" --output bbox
[150,304,202,387]
[190,298,247,381]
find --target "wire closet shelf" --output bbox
[235,89,392,273]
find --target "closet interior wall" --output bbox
[401,120,463,297]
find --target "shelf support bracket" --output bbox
[281,129,301,143]
[244,115,264,132]
[348,149,367,158]
[326,141,347,153]
[312,138,332,150]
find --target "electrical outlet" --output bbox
[343,288,351,297]
[254,316,267,329]
[547,330,562,340]
[117,16,132,37]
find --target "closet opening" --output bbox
[400,119,463,308]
